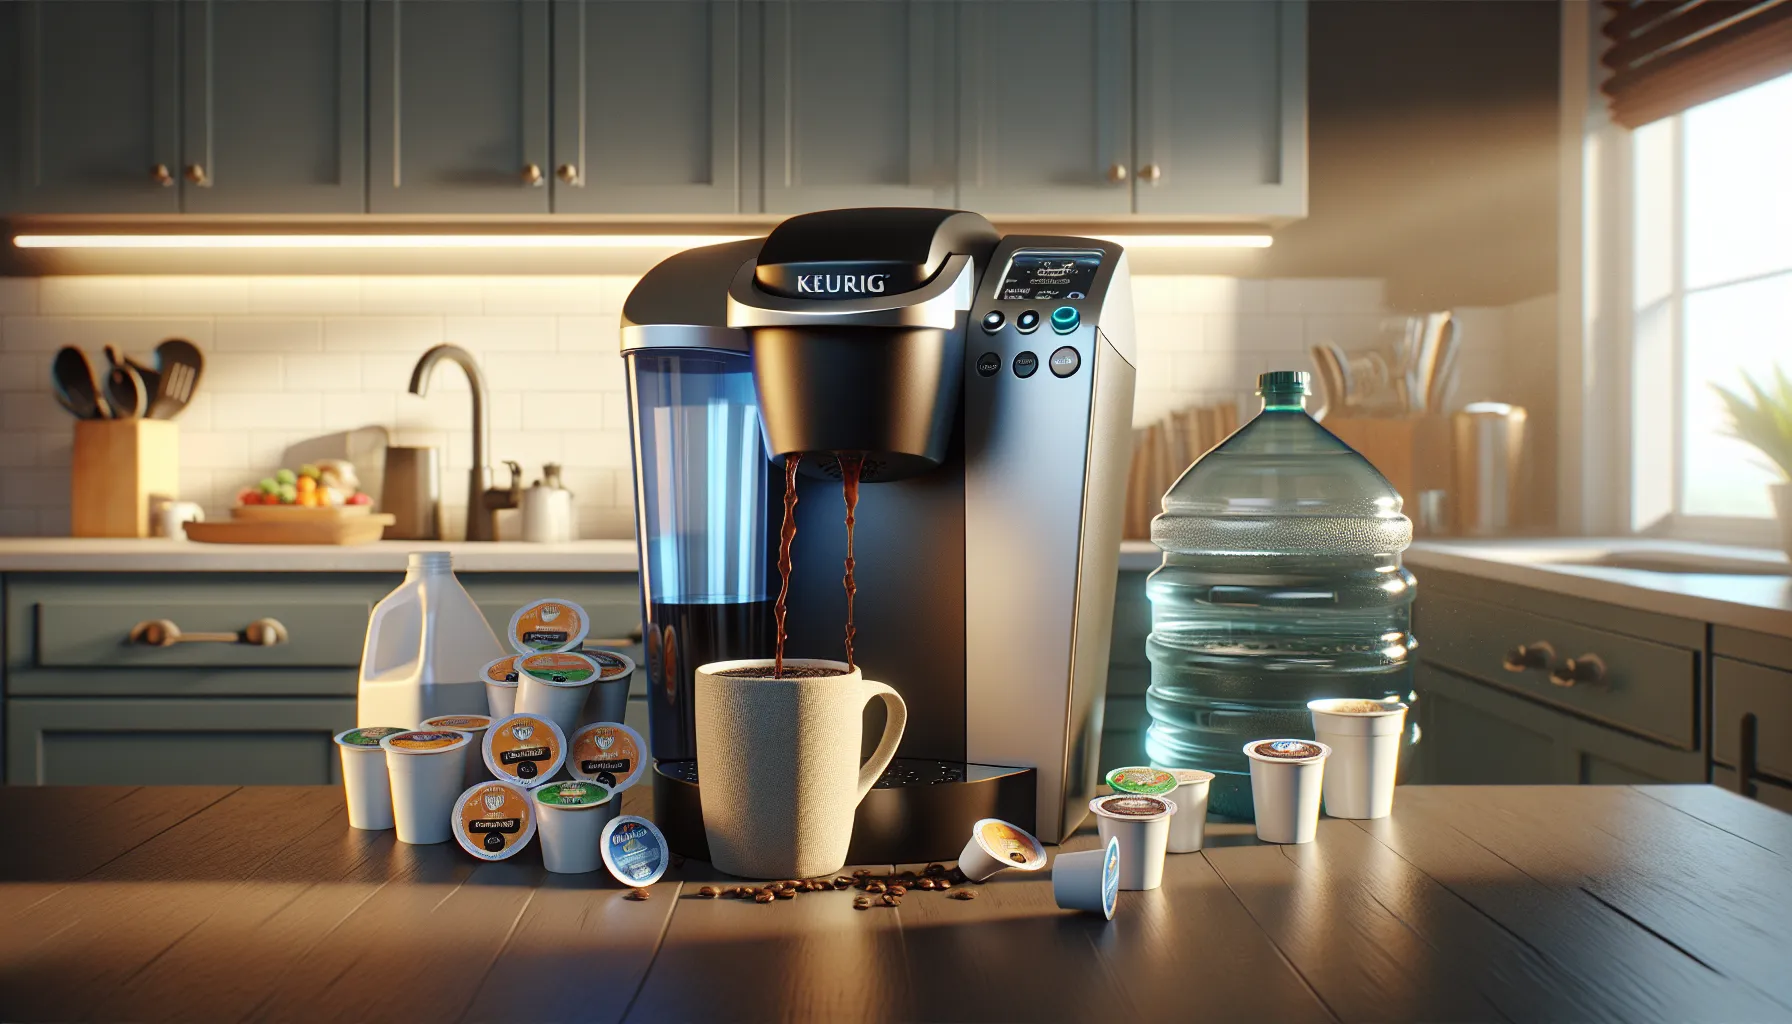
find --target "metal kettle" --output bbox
[520,463,576,543]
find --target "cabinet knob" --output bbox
[151,164,174,187]
[556,163,580,185]
[1501,641,1555,673]
[184,163,210,187]
[1139,163,1163,184]
[1106,162,1129,185]
[1549,654,1605,688]
[521,163,544,186]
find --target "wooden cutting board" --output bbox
[185,511,395,545]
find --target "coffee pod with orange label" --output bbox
[956,818,1047,882]
[508,598,591,655]
[483,656,522,719]
[483,713,567,788]
[334,726,405,831]
[422,714,495,787]
[578,648,637,726]
[600,814,669,888]
[534,780,614,873]
[1088,794,1177,890]
[568,722,646,798]
[452,780,537,862]
[380,729,474,844]
[1245,738,1331,844]
[515,651,600,739]
[1053,835,1121,919]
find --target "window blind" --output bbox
[1601,0,1792,128]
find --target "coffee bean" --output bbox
[924,863,946,876]
[948,889,976,901]
[754,890,775,903]
[917,878,935,891]
[896,871,917,883]
[833,876,854,889]
[852,868,872,877]
[935,879,952,890]
[948,867,967,884]
[864,881,885,894]
[881,893,902,907]
[776,889,795,900]
[625,888,651,901]
[853,896,871,910]
[698,886,718,899]
[888,885,907,896]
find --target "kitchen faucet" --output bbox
[407,344,519,541]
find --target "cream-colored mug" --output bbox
[694,658,907,879]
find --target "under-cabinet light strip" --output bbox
[13,233,1272,250]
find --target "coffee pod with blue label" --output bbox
[1052,835,1121,919]
[600,814,670,889]
[451,780,537,862]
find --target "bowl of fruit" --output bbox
[235,461,374,520]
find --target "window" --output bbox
[1630,71,1792,535]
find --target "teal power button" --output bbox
[1051,306,1080,334]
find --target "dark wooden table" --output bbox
[3,784,1789,1023]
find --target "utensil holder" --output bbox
[71,418,180,538]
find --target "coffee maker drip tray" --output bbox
[652,759,1037,866]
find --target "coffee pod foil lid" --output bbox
[422,714,492,732]
[1105,766,1179,796]
[483,713,567,788]
[518,651,600,688]
[1308,697,1407,715]
[484,655,521,687]
[380,729,472,755]
[336,726,405,748]
[568,722,646,792]
[1101,836,1122,920]
[601,815,669,888]
[453,781,537,861]
[1090,794,1177,821]
[1244,738,1332,764]
[534,779,612,810]
[972,818,1047,871]
[1170,768,1216,787]
[508,599,591,655]
[580,648,637,681]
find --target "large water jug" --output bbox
[358,552,505,728]
[1145,370,1418,819]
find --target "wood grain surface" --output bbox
[0,784,1786,1024]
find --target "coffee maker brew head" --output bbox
[727,209,1001,482]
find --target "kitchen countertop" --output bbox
[5,783,1789,1022]
[0,538,639,573]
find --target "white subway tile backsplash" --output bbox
[216,317,324,353]
[38,277,148,315]
[323,391,397,431]
[0,467,69,508]
[137,277,250,316]
[361,276,487,316]
[480,276,616,315]
[0,509,39,536]
[443,316,557,352]
[1264,278,1385,314]
[0,351,48,390]
[3,391,72,431]
[555,315,622,352]
[561,430,632,468]
[0,279,39,314]
[324,316,445,352]
[1201,313,1303,354]
[180,430,251,470]
[520,396,606,431]
[211,392,322,430]
[246,277,362,314]
[203,352,285,392]
[284,353,364,393]
[0,433,43,467]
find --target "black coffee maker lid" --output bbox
[753,208,1000,300]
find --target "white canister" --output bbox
[1245,738,1332,844]
[956,818,1048,883]
[1308,698,1408,820]
[1052,836,1121,919]
[1089,794,1177,891]
[334,726,405,830]
[1165,768,1215,853]
[380,729,473,845]
[534,779,614,873]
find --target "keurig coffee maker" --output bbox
[621,208,1135,860]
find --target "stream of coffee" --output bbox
[839,453,864,670]
[773,453,801,679]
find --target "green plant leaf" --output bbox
[1712,363,1792,481]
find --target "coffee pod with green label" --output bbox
[1089,794,1177,891]
[956,818,1048,882]
[1105,766,1179,797]
[483,712,567,789]
[534,780,614,874]
[452,780,537,862]
[334,726,405,831]
[600,814,670,888]
[484,655,521,719]
[1053,835,1121,919]
[422,714,494,787]
[1245,738,1332,844]
[1165,768,1215,854]
[508,598,591,655]
[515,651,600,739]
[380,729,474,845]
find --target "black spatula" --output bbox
[149,338,204,419]
[50,347,108,420]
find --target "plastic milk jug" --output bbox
[358,552,504,728]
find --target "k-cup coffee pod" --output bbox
[483,655,521,719]
[1244,738,1332,844]
[534,780,614,874]
[380,729,474,845]
[600,814,669,888]
[1165,768,1216,854]
[1308,698,1408,820]
[422,714,494,787]
[508,598,591,655]
[515,651,599,738]
[1089,794,1177,891]
[568,722,646,794]
[451,780,536,862]
[334,726,405,831]
[483,713,567,789]
[956,818,1047,882]
[1053,836,1121,919]
[1105,766,1179,797]
[579,648,637,726]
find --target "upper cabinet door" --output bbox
[956,0,1131,216]
[181,0,366,214]
[9,1,180,213]
[368,0,550,214]
[1134,0,1307,219]
[758,0,954,215]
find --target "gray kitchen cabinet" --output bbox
[955,0,1133,216]
[1711,628,1792,811]
[368,0,551,214]
[552,0,740,214]
[1133,0,1307,219]
[757,0,954,214]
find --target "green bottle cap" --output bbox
[1256,370,1310,395]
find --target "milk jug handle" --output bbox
[855,681,907,802]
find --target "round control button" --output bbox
[1013,351,1039,378]
[976,352,1002,377]
[1049,346,1081,378]
[981,310,1005,333]
[1015,310,1041,334]
[1051,306,1080,334]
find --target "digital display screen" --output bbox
[997,250,1104,302]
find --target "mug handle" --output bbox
[855,681,908,803]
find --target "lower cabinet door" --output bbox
[7,698,355,785]
[1713,766,1792,815]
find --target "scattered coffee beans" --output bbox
[833,877,854,889]
[697,886,718,899]
[888,885,907,897]
[853,868,872,877]
[881,893,901,907]
[864,881,886,894]
[853,896,871,910]
[935,879,952,890]
[924,863,946,876]
[776,889,795,900]
[625,888,651,901]
[948,889,976,901]
[754,890,775,904]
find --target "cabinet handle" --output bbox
[1139,163,1163,184]
[184,163,210,187]
[1548,654,1605,687]
[151,164,175,187]
[521,163,545,186]
[556,163,580,185]
[1106,162,1129,185]
[1501,641,1555,673]
[129,618,289,648]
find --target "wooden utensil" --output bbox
[51,346,109,420]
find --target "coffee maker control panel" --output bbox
[996,249,1104,302]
